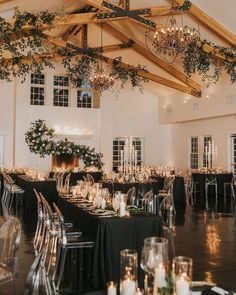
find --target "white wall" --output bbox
[159,77,236,124]
[171,115,236,171]
[100,87,172,172]
[0,80,14,167]
[0,66,172,172]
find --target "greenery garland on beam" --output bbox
[0,9,235,89]
[25,120,104,170]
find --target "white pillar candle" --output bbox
[121,278,136,295]
[154,263,166,289]
[108,283,117,295]
[135,288,143,295]
[176,274,190,295]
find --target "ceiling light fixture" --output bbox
[145,0,199,64]
[89,23,115,93]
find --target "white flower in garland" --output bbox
[25,119,104,169]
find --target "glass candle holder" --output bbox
[120,249,138,295]
[172,256,193,295]
[142,237,169,292]
[107,281,117,295]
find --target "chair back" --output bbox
[158,194,175,230]
[52,203,67,246]
[126,187,136,205]
[0,216,21,276]
[24,251,43,295]
[232,174,236,185]
[206,175,217,185]
[64,173,71,188]
[86,174,95,185]
[164,176,175,194]
[142,190,153,212]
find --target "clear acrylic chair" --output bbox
[158,194,175,231]
[33,189,44,255]
[2,175,24,215]
[139,190,154,212]
[0,216,21,295]
[158,176,175,196]
[126,187,136,206]
[52,203,94,293]
[224,174,236,201]
[24,251,52,295]
[205,176,218,209]
[86,174,95,185]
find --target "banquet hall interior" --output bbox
[0,0,236,294]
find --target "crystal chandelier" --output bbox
[145,4,199,63]
[89,24,115,93]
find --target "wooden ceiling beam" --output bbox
[173,0,236,46]
[104,23,201,92]
[44,35,200,96]
[0,0,14,3]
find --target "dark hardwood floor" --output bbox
[0,195,236,294]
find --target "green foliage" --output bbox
[0,8,235,91]
[183,39,236,86]
[25,120,104,169]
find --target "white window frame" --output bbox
[30,73,45,106]
[112,137,144,171]
[188,136,199,169]
[53,74,70,107]
[77,88,93,108]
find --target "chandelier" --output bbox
[145,4,199,63]
[89,69,115,92]
[89,24,115,93]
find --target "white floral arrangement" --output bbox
[25,119,103,169]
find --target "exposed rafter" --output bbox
[172,0,236,46]
[43,35,200,96]
[103,23,201,93]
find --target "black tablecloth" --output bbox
[49,171,103,185]
[57,196,163,289]
[17,176,58,211]
[192,173,233,197]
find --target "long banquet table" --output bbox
[57,195,163,289]
[102,176,186,207]
[192,172,233,198]
[17,175,58,211]
[49,171,103,186]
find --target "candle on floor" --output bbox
[176,273,190,295]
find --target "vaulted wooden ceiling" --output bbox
[1,0,236,97]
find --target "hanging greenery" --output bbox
[25,120,104,170]
[0,8,235,90]
[183,39,236,86]
[0,9,148,92]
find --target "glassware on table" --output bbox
[141,237,169,292]
[107,281,117,295]
[120,249,138,295]
[172,256,193,295]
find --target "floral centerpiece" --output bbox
[25,119,104,170]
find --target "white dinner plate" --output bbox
[89,209,116,216]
